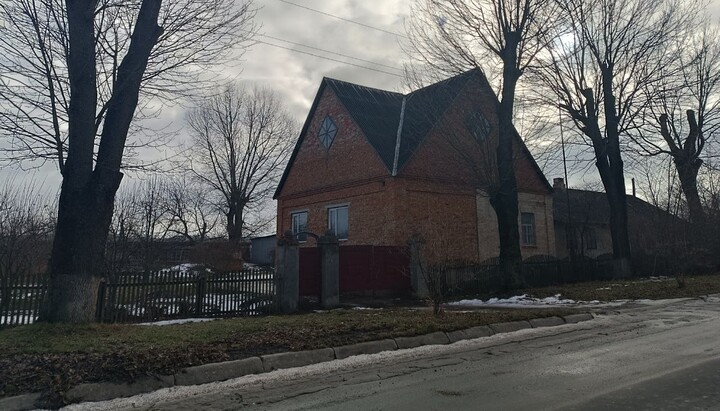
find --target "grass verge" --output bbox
[0,307,579,401]
[522,274,720,302]
[2,273,717,403]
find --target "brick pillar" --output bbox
[319,231,340,309]
[275,230,299,313]
[408,234,428,297]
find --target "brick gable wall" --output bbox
[276,75,555,264]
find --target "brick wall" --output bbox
[277,75,555,266]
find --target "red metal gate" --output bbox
[299,245,410,296]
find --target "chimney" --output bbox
[553,177,565,191]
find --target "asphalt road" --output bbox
[67,297,720,411]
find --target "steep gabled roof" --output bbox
[274,69,552,198]
[323,79,404,171]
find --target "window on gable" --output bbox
[521,212,536,246]
[465,109,492,143]
[291,211,307,242]
[318,116,338,149]
[327,206,348,240]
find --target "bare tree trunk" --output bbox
[673,152,706,227]
[578,87,632,278]
[44,0,163,323]
[491,38,523,290]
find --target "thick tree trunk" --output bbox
[675,158,706,227]
[675,158,707,249]
[43,0,163,323]
[226,198,245,241]
[491,42,523,290]
[580,87,632,278]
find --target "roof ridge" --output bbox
[323,77,404,96]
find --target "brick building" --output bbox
[274,69,555,267]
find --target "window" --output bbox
[318,116,338,149]
[521,213,536,246]
[584,228,597,250]
[465,109,492,143]
[327,206,348,240]
[291,212,307,242]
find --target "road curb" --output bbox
[395,331,450,349]
[4,312,595,409]
[335,339,398,359]
[529,316,566,328]
[64,374,174,404]
[489,320,532,333]
[175,357,264,386]
[261,348,336,372]
[0,393,41,411]
[563,313,594,323]
[446,325,495,343]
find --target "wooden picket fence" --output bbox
[0,269,277,327]
[96,269,277,323]
[0,273,49,327]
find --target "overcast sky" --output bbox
[238,0,411,120]
[4,0,720,191]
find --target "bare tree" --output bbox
[0,0,257,323]
[187,85,297,242]
[406,0,559,287]
[0,179,55,312]
[532,0,696,277]
[131,176,171,275]
[632,26,720,231]
[0,0,255,172]
[163,174,218,243]
[104,187,137,278]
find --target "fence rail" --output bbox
[97,269,277,323]
[1,269,276,327]
[0,273,49,327]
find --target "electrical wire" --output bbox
[256,39,404,78]
[275,0,408,38]
[259,33,403,72]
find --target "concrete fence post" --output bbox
[276,230,299,314]
[318,231,340,309]
[408,234,428,297]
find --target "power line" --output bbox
[256,39,404,78]
[259,33,403,72]
[275,0,408,39]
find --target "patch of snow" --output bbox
[137,318,217,326]
[449,294,578,307]
[0,312,36,325]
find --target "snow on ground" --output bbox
[448,294,600,307]
[137,318,217,326]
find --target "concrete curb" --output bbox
[335,339,398,359]
[261,348,335,372]
[3,312,595,410]
[489,320,532,333]
[0,393,41,411]
[446,325,495,343]
[175,357,264,386]
[529,316,566,328]
[65,374,174,403]
[563,313,595,324]
[395,331,450,349]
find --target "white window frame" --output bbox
[521,212,536,246]
[291,211,308,242]
[327,205,349,240]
